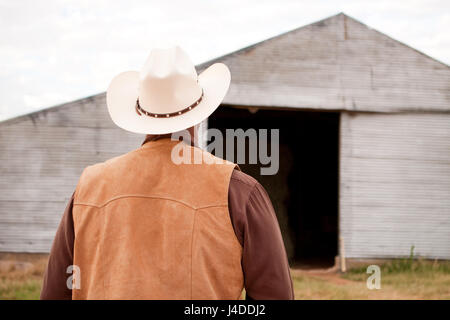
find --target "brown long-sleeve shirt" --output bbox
[40,141,294,300]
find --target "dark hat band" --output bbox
[135,89,204,118]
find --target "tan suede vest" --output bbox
[72,139,243,299]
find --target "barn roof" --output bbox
[197,12,449,113]
[2,12,450,126]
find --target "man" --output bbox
[40,46,293,300]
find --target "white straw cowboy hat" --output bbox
[106,46,231,134]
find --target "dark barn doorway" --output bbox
[208,106,339,269]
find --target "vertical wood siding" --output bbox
[0,95,144,252]
[340,112,450,259]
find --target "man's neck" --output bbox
[142,134,172,145]
[142,127,197,147]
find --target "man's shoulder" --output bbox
[230,169,259,190]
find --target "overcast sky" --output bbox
[1,0,449,121]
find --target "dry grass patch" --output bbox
[1,254,449,300]
[0,254,47,300]
[292,259,450,299]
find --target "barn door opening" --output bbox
[208,106,339,269]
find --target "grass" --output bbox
[292,255,450,299]
[340,258,450,299]
[0,278,42,300]
[0,256,47,300]
[1,253,449,300]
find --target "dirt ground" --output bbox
[1,253,449,300]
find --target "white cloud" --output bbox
[0,0,449,121]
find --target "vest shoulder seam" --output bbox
[195,204,228,210]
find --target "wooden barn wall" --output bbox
[197,13,450,113]
[1,12,449,255]
[340,112,450,259]
[0,95,145,252]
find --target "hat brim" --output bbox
[106,63,231,135]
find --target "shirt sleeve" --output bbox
[40,192,75,300]
[228,170,295,300]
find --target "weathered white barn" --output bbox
[1,13,449,266]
